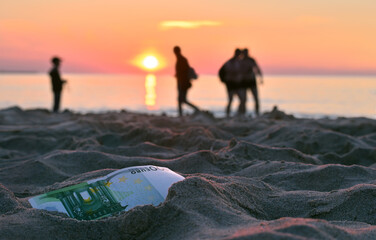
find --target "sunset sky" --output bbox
[1,0,375,75]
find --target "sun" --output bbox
[131,51,166,71]
[142,56,159,70]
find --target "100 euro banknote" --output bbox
[29,165,184,220]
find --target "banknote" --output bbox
[29,165,184,220]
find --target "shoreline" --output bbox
[1,74,375,120]
[1,105,375,121]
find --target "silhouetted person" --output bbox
[219,49,247,117]
[173,46,200,116]
[49,57,66,112]
[242,48,263,116]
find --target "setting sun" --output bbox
[132,51,166,72]
[142,56,159,70]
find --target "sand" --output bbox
[1,106,376,239]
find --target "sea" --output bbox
[0,73,375,119]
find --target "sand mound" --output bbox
[1,107,376,239]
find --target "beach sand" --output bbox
[1,106,376,239]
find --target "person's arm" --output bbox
[55,69,67,85]
[219,64,226,82]
[253,59,263,84]
[178,57,190,80]
[58,72,68,85]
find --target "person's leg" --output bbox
[250,86,259,116]
[237,88,247,115]
[226,88,234,117]
[184,89,199,112]
[180,87,199,113]
[185,101,199,111]
[178,89,184,116]
[53,91,61,112]
[178,102,183,116]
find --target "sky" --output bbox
[0,0,376,75]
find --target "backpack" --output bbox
[188,67,198,80]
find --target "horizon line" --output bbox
[1,70,376,77]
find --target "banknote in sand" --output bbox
[29,165,184,220]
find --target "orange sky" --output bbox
[0,0,375,74]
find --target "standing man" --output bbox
[219,49,247,117]
[49,56,67,113]
[173,46,200,116]
[242,48,263,116]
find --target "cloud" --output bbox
[160,21,222,29]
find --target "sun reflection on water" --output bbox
[145,74,157,109]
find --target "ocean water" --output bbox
[0,73,375,118]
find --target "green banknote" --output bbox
[29,165,184,220]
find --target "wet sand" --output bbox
[1,106,376,239]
